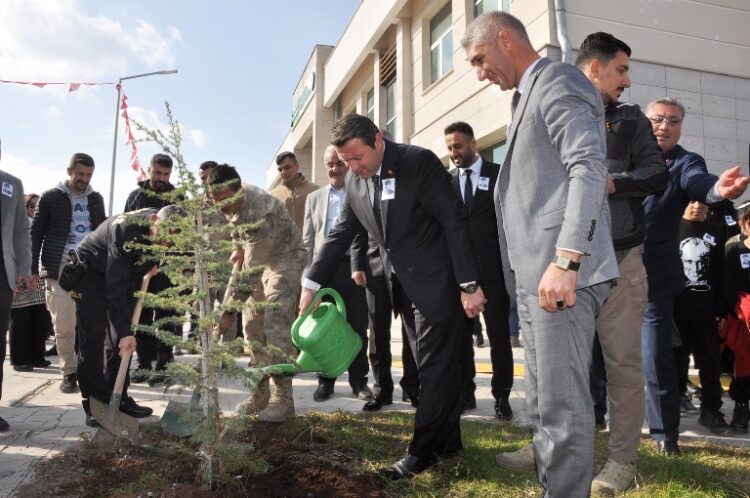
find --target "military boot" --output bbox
[258,376,295,422]
[731,402,749,434]
[235,378,270,415]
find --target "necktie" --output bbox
[511,90,521,116]
[463,169,474,212]
[372,174,384,235]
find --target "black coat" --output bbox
[31,187,106,279]
[450,159,504,283]
[124,180,177,212]
[306,140,478,323]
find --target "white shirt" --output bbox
[324,185,346,237]
[517,58,544,95]
[456,155,483,202]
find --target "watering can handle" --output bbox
[291,287,347,342]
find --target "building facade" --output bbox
[268,0,750,188]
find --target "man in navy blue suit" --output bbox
[642,97,749,456]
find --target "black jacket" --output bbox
[450,159,504,283]
[31,186,106,279]
[75,209,157,339]
[124,180,176,212]
[306,140,478,323]
[605,102,668,250]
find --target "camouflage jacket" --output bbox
[224,184,306,297]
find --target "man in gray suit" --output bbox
[302,145,372,402]
[462,12,618,498]
[0,145,35,431]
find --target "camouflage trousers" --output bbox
[243,270,300,366]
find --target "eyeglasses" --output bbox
[648,115,682,126]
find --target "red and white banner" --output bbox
[1,78,145,182]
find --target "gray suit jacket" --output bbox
[495,58,618,295]
[0,170,31,289]
[303,185,336,268]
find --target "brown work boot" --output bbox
[235,378,270,415]
[258,376,295,422]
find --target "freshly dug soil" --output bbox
[16,417,385,498]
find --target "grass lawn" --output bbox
[300,411,750,497]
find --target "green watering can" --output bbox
[259,288,362,378]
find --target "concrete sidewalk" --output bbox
[1,329,748,497]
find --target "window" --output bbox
[366,88,375,121]
[480,141,507,164]
[429,3,453,84]
[333,97,342,122]
[474,0,510,17]
[385,80,397,138]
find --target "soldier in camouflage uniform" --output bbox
[209,164,306,422]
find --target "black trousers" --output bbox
[73,270,131,405]
[459,279,512,402]
[135,272,181,371]
[590,334,608,422]
[394,277,463,461]
[9,304,50,365]
[319,259,369,389]
[366,274,418,397]
[0,263,13,401]
[673,307,724,411]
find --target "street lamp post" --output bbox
[108,69,178,216]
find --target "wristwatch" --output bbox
[460,282,479,294]
[553,255,580,272]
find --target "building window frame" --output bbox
[385,80,397,139]
[429,2,453,85]
[366,87,375,121]
[473,0,510,18]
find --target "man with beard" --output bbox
[31,152,107,394]
[575,32,668,494]
[302,145,372,402]
[444,121,513,421]
[123,153,181,384]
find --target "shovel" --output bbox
[90,267,156,439]
[161,262,241,436]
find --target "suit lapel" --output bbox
[505,58,550,155]
[380,141,399,243]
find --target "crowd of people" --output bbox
[1,10,750,497]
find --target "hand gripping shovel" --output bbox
[161,262,240,437]
[91,267,156,439]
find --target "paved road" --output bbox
[1,327,747,497]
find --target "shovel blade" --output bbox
[161,400,203,437]
[90,397,140,439]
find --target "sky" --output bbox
[0,0,360,213]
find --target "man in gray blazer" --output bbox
[0,158,35,431]
[302,145,372,402]
[463,12,618,498]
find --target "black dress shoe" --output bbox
[33,359,52,368]
[461,396,477,414]
[402,391,419,407]
[0,416,9,432]
[120,397,153,418]
[363,394,393,412]
[656,439,680,457]
[379,454,434,480]
[45,345,58,357]
[313,383,334,402]
[13,364,33,372]
[85,414,101,428]
[495,398,513,421]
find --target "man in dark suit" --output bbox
[351,233,419,411]
[444,121,513,420]
[300,114,485,479]
[302,145,373,402]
